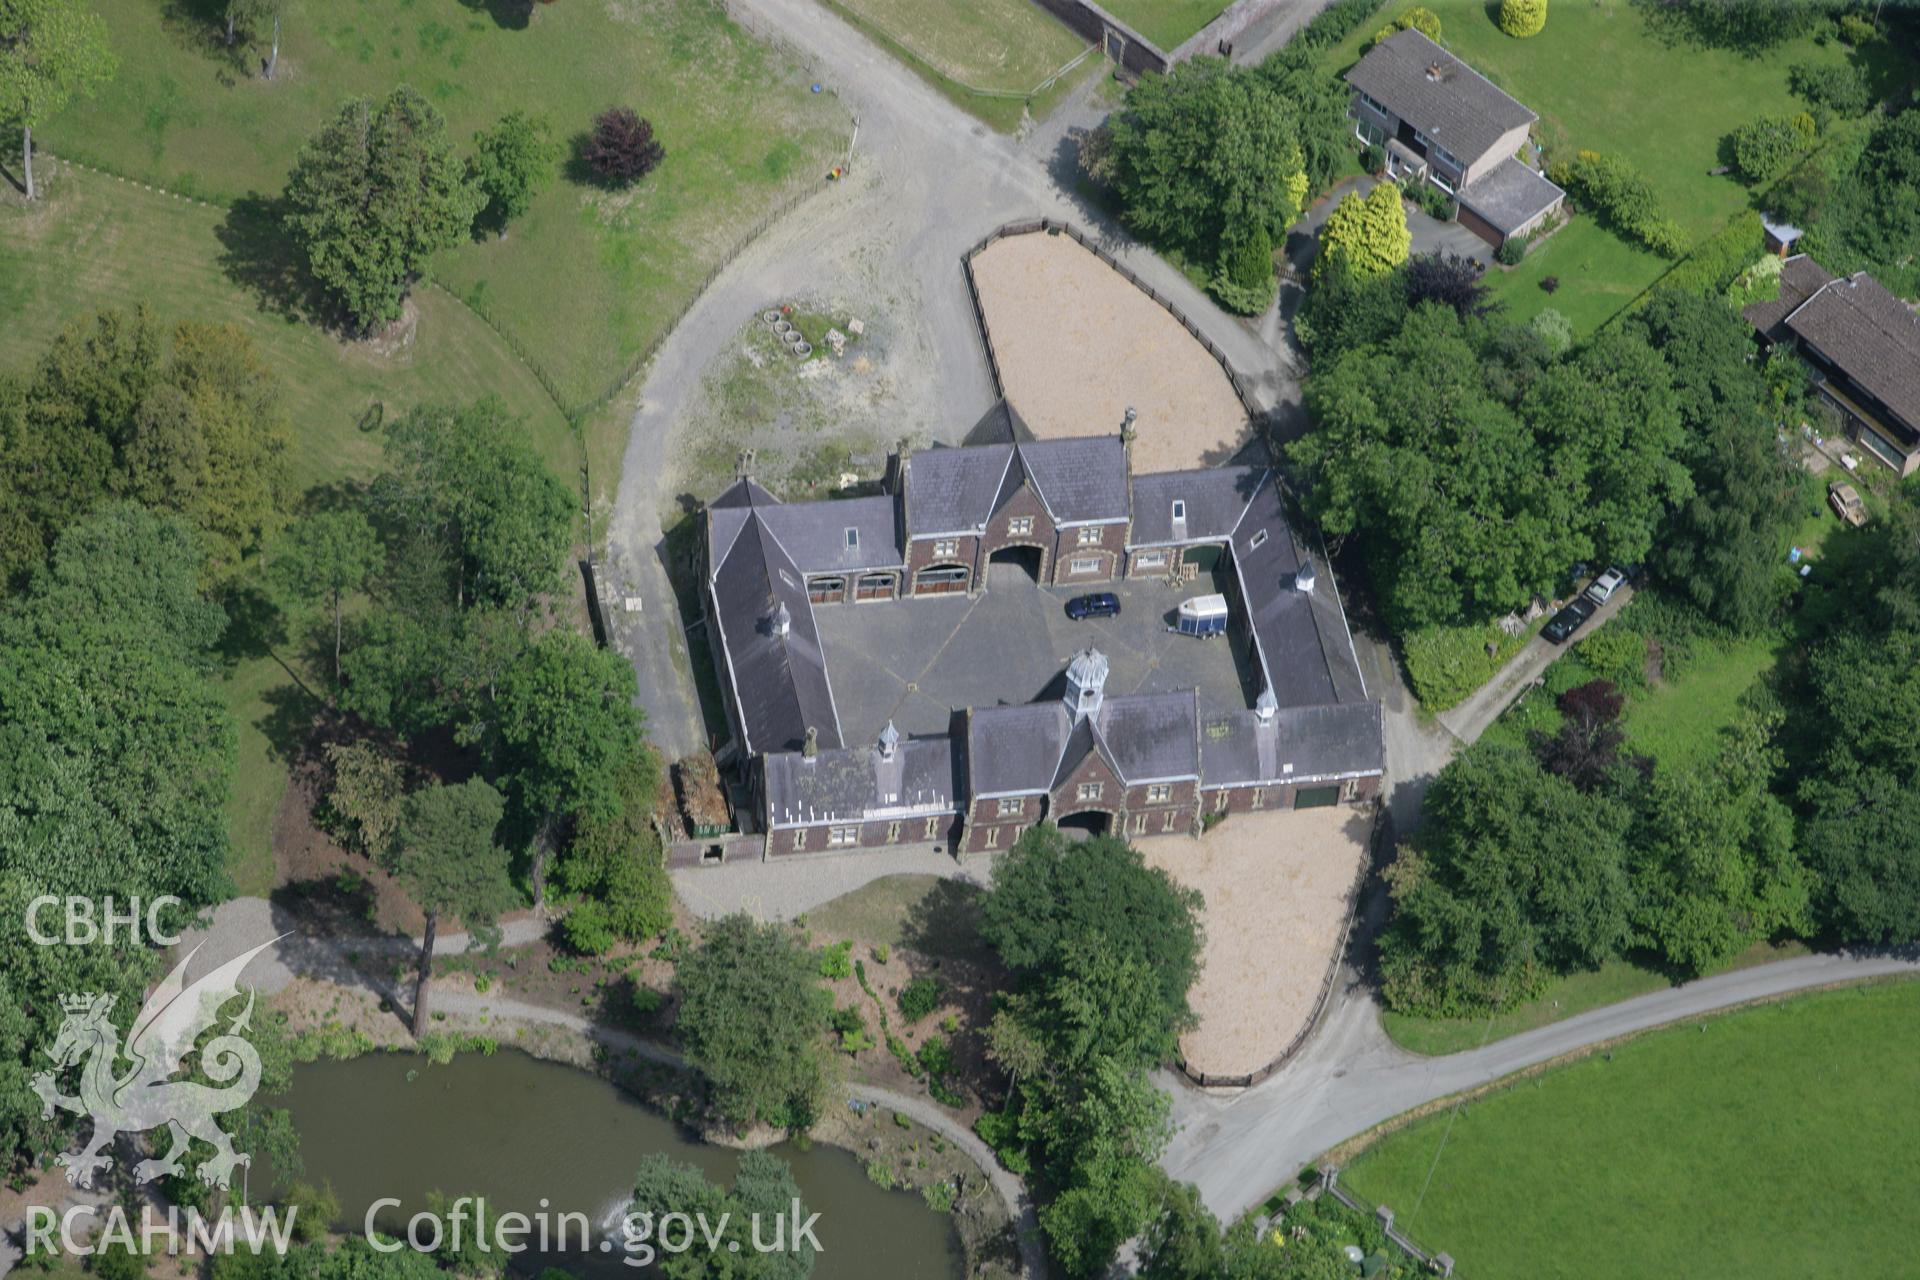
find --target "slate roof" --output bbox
[1458,158,1564,235]
[963,399,1038,446]
[1345,29,1535,167]
[1229,475,1369,709]
[1093,691,1201,783]
[1781,267,1920,438]
[764,733,960,828]
[968,702,1072,797]
[1199,703,1385,788]
[907,438,1128,535]
[1743,254,1834,341]
[756,494,904,575]
[1128,465,1267,546]
[705,486,843,758]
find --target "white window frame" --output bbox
[887,820,902,842]
[1214,789,1229,813]
[1008,516,1034,536]
[792,827,808,850]
[932,539,958,557]
[1070,557,1100,575]
[1162,810,1178,832]
[1146,784,1172,805]
[828,825,860,847]
[1077,526,1101,546]
[1077,782,1103,803]
[924,816,940,839]
[984,826,1000,849]
[1251,788,1266,810]
[1135,550,1167,569]
[997,797,1022,817]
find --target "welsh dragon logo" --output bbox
[31,936,286,1190]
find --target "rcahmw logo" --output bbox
[33,934,287,1190]
[26,1204,297,1259]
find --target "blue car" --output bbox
[1065,592,1120,620]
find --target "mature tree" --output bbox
[388,779,514,1034]
[674,914,831,1132]
[0,308,289,588]
[1630,710,1809,975]
[554,753,671,945]
[1730,111,1816,184]
[1403,252,1495,319]
[1253,43,1356,193]
[493,629,645,903]
[1804,109,1920,295]
[283,87,479,332]
[1531,679,1639,793]
[981,825,1203,1043]
[470,109,555,233]
[1291,306,1580,629]
[0,0,115,200]
[1316,182,1408,282]
[274,509,380,682]
[321,740,408,859]
[1107,57,1308,269]
[224,0,285,77]
[1381,741,1633,1016]
[374,398,574,611]
[1141,1183,1352,1280]
[1034,1056,1171,1277]
[582,106,664,185]
[1523,329,1692,568]
[629,1151,815,1280]
[1797,626,1920,943]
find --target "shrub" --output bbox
[1402,620,1532,711]
[1498,0,1547,38]
[1575,623,1648,689]
[1836,12,1877,46]
[818,939,854,979]
[1407,178,1454,221]
[1540,274,1561,293]
[1731,113,1816,184]
[1530,307,1573,355]
[1359,141,1385,174]
[974,1109,1033,1175]
[1789,61,1871,117]
[1725,254,1784,309]
[921,1183,957,1213]
[562,900,617,955]
[915,1036,955,1079]
[1550,150,1688,258]
[1655,210,1763,298]
[582,107,665,186]
[1211,223,1278,315]
[1495,232,1528,266]
[1395,7,1442,39]
[898,975,943,1023]
[1294,0,1378,50]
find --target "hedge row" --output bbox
[1550,149,1689,258]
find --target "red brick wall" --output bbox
[907,534,979,593]
[980,487,1054,577]
[1126,546,1176,579]
[768,813,959,857]
[1052,521,1124,585]
[1049,749,1126,824]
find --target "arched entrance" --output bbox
[988,544,1045,586]
[1054,809,1111,839]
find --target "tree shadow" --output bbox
[214,192,330,324]
[260,677,327,770]
[456,0,534,30]
[900,878,992,966]
[217,582,288,665]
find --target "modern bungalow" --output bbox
[1344,28,1565,248]
[1745,255,1920,478]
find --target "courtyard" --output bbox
[969,229,1252,471]
[812,560,1261,747]
[1142,805,1371,1081]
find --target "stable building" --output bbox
[699,424,1386,860]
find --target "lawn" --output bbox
[1380,940,1807,1057]
[45,0,848,413]
[1101,0,1233,51]
[816,0,1097,131]
[0,164,576,888]
[1322,1,1866,335]
[1620,631,1780,771]
[1345,980,1920,1280]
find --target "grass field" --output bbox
[1620,632,1779,771]
[1323,1,1866,335]
[1346,980,1920,1279]
[45,0,848,412]
[1101,0,1232,51]
[817,0,1097,131]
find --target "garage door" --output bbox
[1293,786,1339,810]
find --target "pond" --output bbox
[282,1049,962,1280]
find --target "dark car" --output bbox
[1065,592,1120,621]
[1541,596,1596,645]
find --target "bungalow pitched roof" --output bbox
[1345,29,1535,167]
[1782,266,1920,437]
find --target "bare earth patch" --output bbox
[1142,806,1372,1079]
[969,231,1249,471]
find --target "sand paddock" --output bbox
[1142,805,1372,1079]
[969,232,1250,471]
